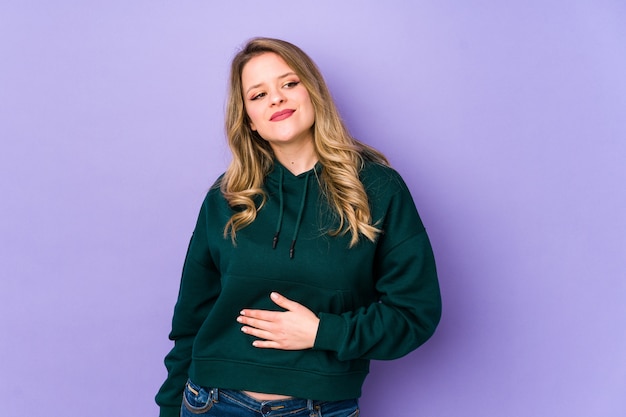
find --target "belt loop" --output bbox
[209,388,219,402]
[307,399,321,417]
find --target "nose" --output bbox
[269,89,285,105]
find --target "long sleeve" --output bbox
[313,169,441,361]
[155,199,222,417]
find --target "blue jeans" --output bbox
[181,379,359,417]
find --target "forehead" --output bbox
[241,52,296,87]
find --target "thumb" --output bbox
[269,292,297,311]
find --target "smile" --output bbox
[270,109,295,122]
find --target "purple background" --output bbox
[1,1,625,416]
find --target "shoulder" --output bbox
[208,173,225,193]
[360,161,423,230]
[201,173,228,208]
[359,161,409,197]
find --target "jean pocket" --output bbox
[182,380,215,414]
[319,399,359,417]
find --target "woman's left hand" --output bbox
[237,292,320,350]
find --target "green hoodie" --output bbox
[156,160,441,417]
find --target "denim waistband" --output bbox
[213,388,322,416]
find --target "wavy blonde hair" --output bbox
[221,37,389,247]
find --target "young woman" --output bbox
[156,37,442,417]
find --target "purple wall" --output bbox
[1,1,625,416]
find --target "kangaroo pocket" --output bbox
[191,274,365,375]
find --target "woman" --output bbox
[156,37,441,417]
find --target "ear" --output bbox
[250,121,257,131]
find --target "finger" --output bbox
[269,292,301,311]
[240,325,274,341]
[239,308,279,321]
[251,339,281,349]
[237,315,275,332]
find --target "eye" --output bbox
[250,92,266,101]
[284,81,300,88]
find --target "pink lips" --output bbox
[270,109,295,121]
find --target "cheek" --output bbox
[245,106,261,131]
[298,92,315,120]
[302,101,315,125]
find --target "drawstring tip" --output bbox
[289,241,296,259]
[272,233,279,249]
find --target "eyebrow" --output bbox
[245,72,297,95]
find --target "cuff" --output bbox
[159,405,180,417]
[312,312,347,352]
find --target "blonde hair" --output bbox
[221,37,389,247]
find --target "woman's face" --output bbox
[241,52,315,150]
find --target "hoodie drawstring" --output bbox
[272,168,284,249]
[271,166,311,259]
[289,170,310,259]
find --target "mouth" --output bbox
[270,109,295,122]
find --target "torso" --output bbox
[242,391,293,401]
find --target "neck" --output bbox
[271,142,318,176]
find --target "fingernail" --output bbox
[270,292,278,300]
